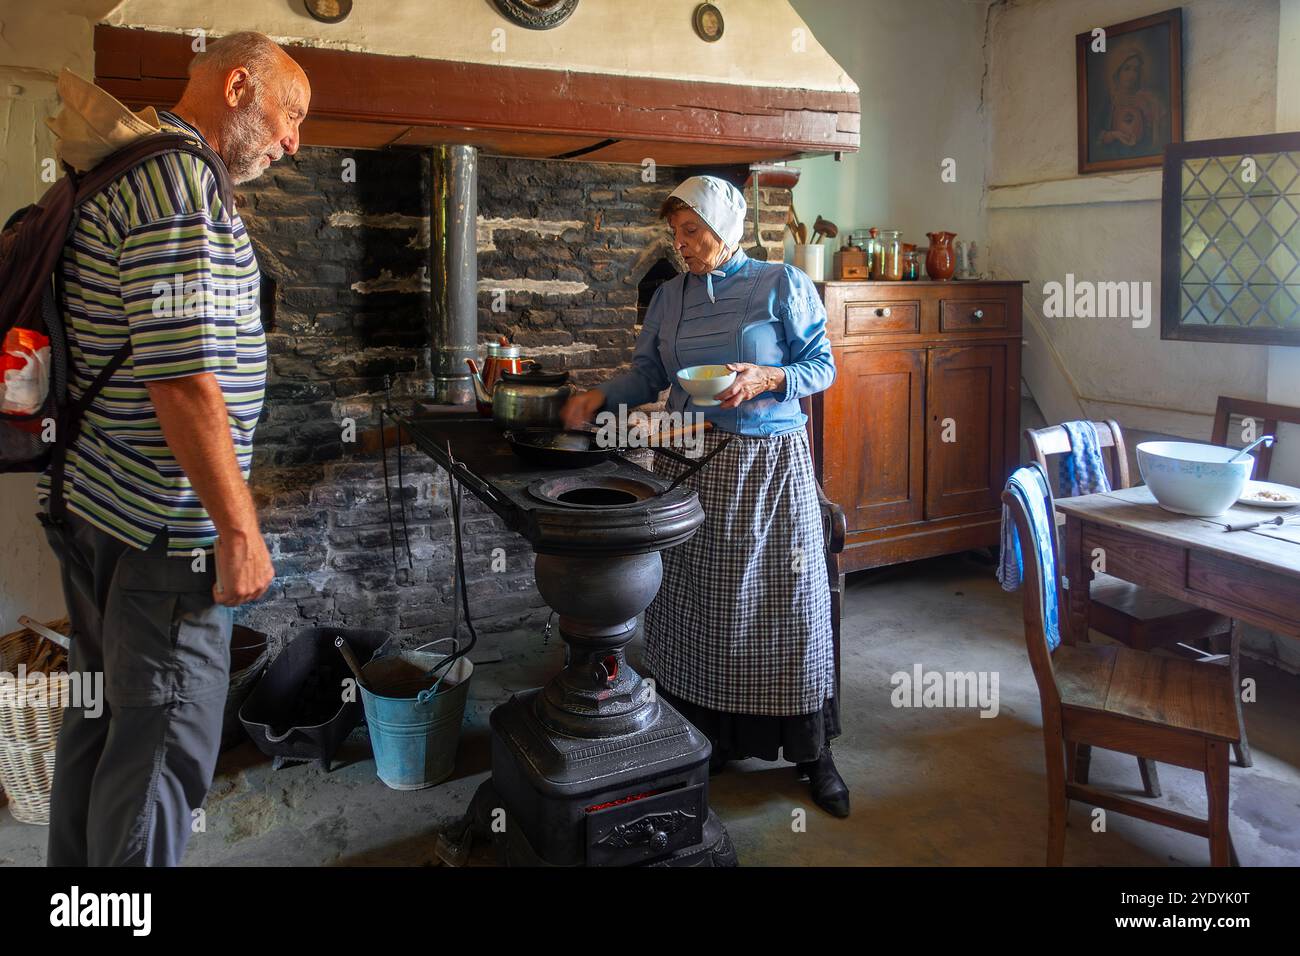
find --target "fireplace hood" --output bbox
[93,14,859,166]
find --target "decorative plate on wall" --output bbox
[304,0,352,24]
[693,4,725,43]
[493,0,579,31]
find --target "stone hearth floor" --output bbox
[2,553,1298,866]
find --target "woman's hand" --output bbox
[561,389,606,430]
[715,363,786,409]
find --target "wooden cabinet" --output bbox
[811,280,1024,572]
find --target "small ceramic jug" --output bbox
[926,231,957,281]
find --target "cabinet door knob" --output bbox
[972,309,985,321]
[875,307,891,317]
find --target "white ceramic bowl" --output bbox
[1136,441,1254,517]
[676,364,736,407]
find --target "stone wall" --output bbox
[232,146,791,646]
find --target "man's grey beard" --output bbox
[221,97,284,184]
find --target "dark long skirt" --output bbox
[654,684,840,765]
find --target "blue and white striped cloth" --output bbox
[1058,420,1112,497]
[997,465,1061,651]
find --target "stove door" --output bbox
[585,784,706,866]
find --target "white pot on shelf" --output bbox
[792,244,825,281]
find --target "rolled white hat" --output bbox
[44,69,162,173]
[667,175,747,249]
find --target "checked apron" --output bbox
[643,425,835,717]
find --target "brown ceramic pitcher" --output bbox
[925,231,957,281]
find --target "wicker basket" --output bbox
[0,619,70,825]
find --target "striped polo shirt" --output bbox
[38,111,266,557]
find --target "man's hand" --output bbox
[715,363,785,409]
[147,373,274,606]
[213,529,275,607]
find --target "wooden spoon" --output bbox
[334,635,368,690]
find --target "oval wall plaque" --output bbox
[493,0,580,31]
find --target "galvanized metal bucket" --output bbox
[359,639,473,791]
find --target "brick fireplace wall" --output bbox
[232,146,792,645]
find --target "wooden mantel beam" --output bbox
[94,25,860,165]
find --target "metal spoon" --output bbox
[1224,510,1300,532]
[1229,434,1275,463]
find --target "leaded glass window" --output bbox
[1162,132,1300,345]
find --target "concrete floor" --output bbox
[2,553,1298,866]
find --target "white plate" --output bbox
[1236,480,1300,508]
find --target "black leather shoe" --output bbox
[796,746,850,818]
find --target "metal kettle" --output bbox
[487,367,573,430]
[467,341,526,416]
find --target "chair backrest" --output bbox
[1024,420,1130,491]
[1211,396,1300,482]
[1001,463,1063,713]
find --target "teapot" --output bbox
[466,340,526,416]
[469,362,573,430]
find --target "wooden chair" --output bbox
[1207,396,1300,764]
[1211,395,1300,483]
[1024,422,1242,783]
[804,397,847,706]
[1002,463,1241,866]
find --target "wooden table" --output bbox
[1055,485,1300,646]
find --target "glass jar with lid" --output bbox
[901,250,919,280]
[872,229,903,281]
[901,244,920,281]
[868,227,881,279]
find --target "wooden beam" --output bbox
[94,25,860,162]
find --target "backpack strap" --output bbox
[44,341,133,526]
[44,132,237,525]
[69,132,237,218]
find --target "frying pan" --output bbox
[505,422,731,491]
[504,427,617,468]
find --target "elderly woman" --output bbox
[561,175,847,817]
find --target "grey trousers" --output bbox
[39,511,231,867]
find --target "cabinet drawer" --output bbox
[844,300,921,336]
[940,299,1006,332]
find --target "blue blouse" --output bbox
[596,250,836,436]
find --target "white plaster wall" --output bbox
[789,0,990,248]
[105,0,857,92]
[1268,0,1300,487]
[987,0,1281,437]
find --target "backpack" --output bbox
[0,132,235,524]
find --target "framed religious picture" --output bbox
[1076,8,1183,174]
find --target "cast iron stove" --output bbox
[400,414,736,867]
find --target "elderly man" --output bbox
[38,32,309,866]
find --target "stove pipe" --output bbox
[430,144,478,405]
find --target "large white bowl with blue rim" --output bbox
[1136,441,1254,517]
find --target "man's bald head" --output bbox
[175,32,311,183]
